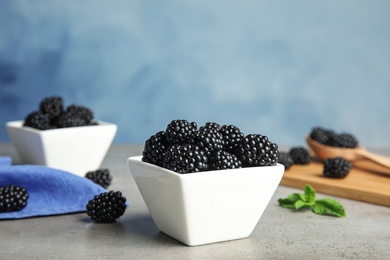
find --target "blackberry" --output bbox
[66,105,94,124]
[278,152,294,169]
[163,144,208,173]
[199,122,222,132]
[165,119,197,144]
[0,185,29,212]
[142,131,169,167]
[86,191,127,223]
[39,96,64,121]
[220,124,244,152]
[194,128,224,157]
[236,134,279,167]
[326,133,358,148]
[289,147,311,165]
[209,150,242,170]
[323,157,352,178]
[56,110,89,128]
[310,127,334,145]
[85,169,112,189]
[23,111,52,130]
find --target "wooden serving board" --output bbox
[280,160,390,207]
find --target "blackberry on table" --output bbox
[142,131,169,167]
[323,157,352,178]
[0,185,29,212]
[39,96,64,121]
[194,128,224,157]
[236,134,279,167]
[220,124,244,152]
[209,150,242,170]
[278,152,294,169]
[85,169,112,189]
[163,144,208,173]
[289,147,311,165]
[165,119,197,145]
[86,191,127,223]
[23,111,52,130]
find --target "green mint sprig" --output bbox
[278,184,346,217]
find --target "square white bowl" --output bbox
[6,120,117,177]
[127,156,284,246]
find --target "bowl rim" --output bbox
[128,155,284,178]
[6,120,117,134]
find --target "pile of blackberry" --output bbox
[310,127,358,148]
[86,191,127,223]
[142,119,280,174]
[23,96,96,130]
[0,185,29,212]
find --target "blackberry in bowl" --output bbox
[6,96,117,176]
[127,120,285,246]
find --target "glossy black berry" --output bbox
[195,128,224,157]
[209,150,242,170]
[278,152,294,169]
[86,191,127,223]
[142,131,169,167]
[165,119,197,144]
[23,111,52,130]
[163,144,208,173]
[289,147,311,165]
[39,96,64,121]
[323,157,352,178]
[0,185,29,212]
[236,134,279,167]
[220,125,244,152]
[85,169,112,189]
[199,122,222,132]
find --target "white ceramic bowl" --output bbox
[6,120,117,177]
[127,156,284,246]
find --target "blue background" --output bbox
[1,1,390,147]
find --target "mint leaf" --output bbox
[296,184,315,206]
[278,193,301,209]
[294,199,312,210]
[304,184,316,204]
[278,184,346,218]
[298,193,308,202]
[312,198,346,217]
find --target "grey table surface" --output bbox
[0,143,389,260]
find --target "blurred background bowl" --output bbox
[6,120,117,176]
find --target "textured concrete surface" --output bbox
[1,143,390,259]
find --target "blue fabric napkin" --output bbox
[0,156,108,220]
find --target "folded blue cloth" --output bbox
[0,156,108,219]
